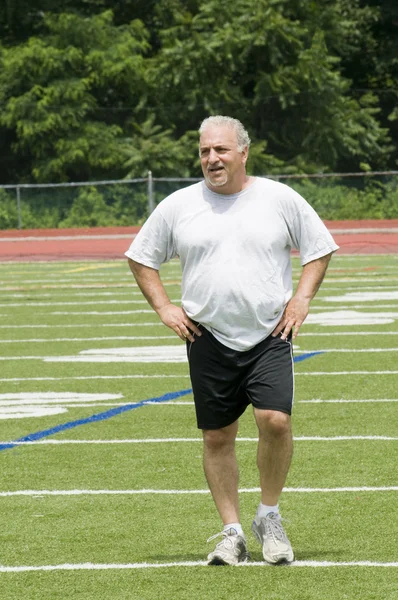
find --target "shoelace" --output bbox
[264,514,289,544]
[207,530,238,549]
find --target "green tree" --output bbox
[150,0,391,172]
[0,10,149,182]
[121,115,205,177]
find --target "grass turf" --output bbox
[0,255,397,599]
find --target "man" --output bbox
[125,115,339,566]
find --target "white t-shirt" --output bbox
[125,177,339,351]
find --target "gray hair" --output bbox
[199,115,251,152]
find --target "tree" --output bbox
[0,10,149,182]
[150,0,392,172]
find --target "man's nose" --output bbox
[208,148,219,162]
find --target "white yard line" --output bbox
[311,304,398,309]
[168,399,398,405]
[2,436,396,445]
[0,323,160,329]
[299,332,398,336]
[1,347,398,355]
[0,560,397,572]
[0,276,179,284]
[1,399,396,408]
[0,487,397,497]
[294,371,398,375]
[0,371,397,383]
[0,326,397,336]
[0,336,177,345]
[49,310,157,315]
[0,375,190,382]
[5,300,398,308]
[0,299,178,307]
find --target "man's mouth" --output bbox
[208,166,224,173]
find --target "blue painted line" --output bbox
[0,352,324,453]
[294,351,325,363]
[0,388,193,452]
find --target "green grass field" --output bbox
[0,254,397,599]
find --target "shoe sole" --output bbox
[208,557,231,566]
[207,552,251,566]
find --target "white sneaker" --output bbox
[207,528,250,566]
[252,512,294,564]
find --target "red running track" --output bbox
[0,221,397,261]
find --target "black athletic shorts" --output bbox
[187,325,294,430]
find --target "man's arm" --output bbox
[272,253,333,340]
[127,258,201,342]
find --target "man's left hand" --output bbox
[271,296,310,340]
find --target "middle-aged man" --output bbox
[125,115,339,566]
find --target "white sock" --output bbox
[255,503,280,522]
[223,523,244,537]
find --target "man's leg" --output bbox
[252,408,294,563]
[202,419,240,525]
[203,420,250,565]
[254,409,293,505]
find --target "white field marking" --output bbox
[3,347,398,362]
[0,323,160,329]
[0,290,147,299]
[299,398,398,404]
[1,371,398,383]
[0,326,397,336]
[297,348,398,352]
[306,310,398,326]
[0,234,136,242]
[0,407,68,419]
[4,436,397,445]
[0,299,178,307]
[0,284,392,296]
[0,282,393,294]
[166,399,398,406]
[39,344,398,365]
[1,487,397,498]
[0,393,123,403]
[0,336,176,344]
[45,346,188,363]
[40,309,397,322]
[0,403,129,409]
[0,560,397,572]
[0,399,396,408]
[0,375,190,382]
[299,332,398,337]
[0,284,396,297]
[311,304,398,310]
[321,278,398,283]
[0,276,180,285]
[50,310,155,315]
[294,371,398,376]
[323,291,398,302]
[317,285,398,290]
[0,393,126,419]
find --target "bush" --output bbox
[1,177,397,230]
[289,177,398,219]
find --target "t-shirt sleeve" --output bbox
[124,207,177,270]
[286,190,339,266]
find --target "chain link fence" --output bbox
[1,171,397,229]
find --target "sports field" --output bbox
[0,254,397,599]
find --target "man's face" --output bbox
[199,125,248,194]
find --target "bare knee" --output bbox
[203,423,238,452]
[254,409,291,438]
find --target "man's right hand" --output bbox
[157,304,202,342]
